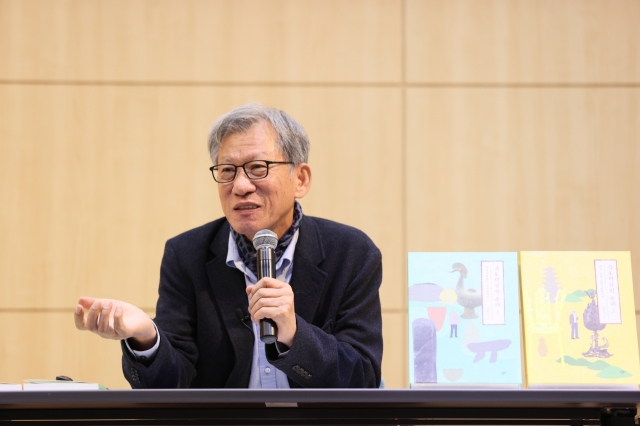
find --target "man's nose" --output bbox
[232,168,256,195]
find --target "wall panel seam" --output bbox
[1,80,639,88]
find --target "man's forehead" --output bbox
[218,123,281,161]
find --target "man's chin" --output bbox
[227,219,261,240]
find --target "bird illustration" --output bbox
[451,263,482,319]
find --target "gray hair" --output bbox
[207,104,310,166]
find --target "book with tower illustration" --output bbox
[408,252,522,388]
[520,251,640,388]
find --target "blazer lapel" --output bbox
[290,216,329,325]
[206,222,254,388]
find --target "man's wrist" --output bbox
[127,324,158,351]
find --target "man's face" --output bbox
[217,121,311,240]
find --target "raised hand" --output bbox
[74,296,157,350]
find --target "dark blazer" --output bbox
[121,215,383,388]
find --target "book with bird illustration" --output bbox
[520,251,639,388]
[408,252,522,387]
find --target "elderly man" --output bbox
[74,104,383,388]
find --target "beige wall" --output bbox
[0,0,638,389]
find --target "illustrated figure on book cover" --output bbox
[569,310,579,339]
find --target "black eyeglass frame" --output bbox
[209,160,293,183]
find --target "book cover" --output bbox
[520,251,640,387]
[408,252,522,387]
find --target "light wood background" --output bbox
[0,0,638,389]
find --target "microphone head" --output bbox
[252,229,278,250]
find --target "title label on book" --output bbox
[594,259,622,324]
[481,261,505,325]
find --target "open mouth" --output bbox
[235,205,259,211]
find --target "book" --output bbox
[0,383,22,391]
[22,380,106,390]
[408,252,522,388]
[520,251,640,388]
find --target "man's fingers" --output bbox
[250,294,289,313]
[248,288,285,311]
[247,282,262,298]
[73,297,148,342]
[249,278,285,296]
[252,306,287,321]
[248,279,289,299]
[98,301,113,333]
[248,289,294,323]
[245,280,296,347]
[73,305,86,330]
[77,296,96,309]
[247,280,294,319]
[113,305,127,337]
[85,300,102,331]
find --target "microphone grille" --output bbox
[252,229,278,250]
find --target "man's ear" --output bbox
[294,163,312,198]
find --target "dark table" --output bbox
[1,389,639,425]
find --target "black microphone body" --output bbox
[256,245,277,343]
[252,230,279,344]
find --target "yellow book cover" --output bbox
[520,251,639,387]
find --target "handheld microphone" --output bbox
[252,229,278,344]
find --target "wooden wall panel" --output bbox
[0,312,154,389]
[405,88,640,307]
[0,85,403,310]
[299,91,405,311]
[0,85,221,309]
[381,312,406,388]
[0,0,402,83]
[405,0,640,83]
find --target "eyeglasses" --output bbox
[209,160,293,183]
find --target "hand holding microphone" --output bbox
[248,229,296,347]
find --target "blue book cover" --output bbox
[408,252,522,387]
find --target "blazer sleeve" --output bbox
[266,246,383,388]
[121,239,199,388]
